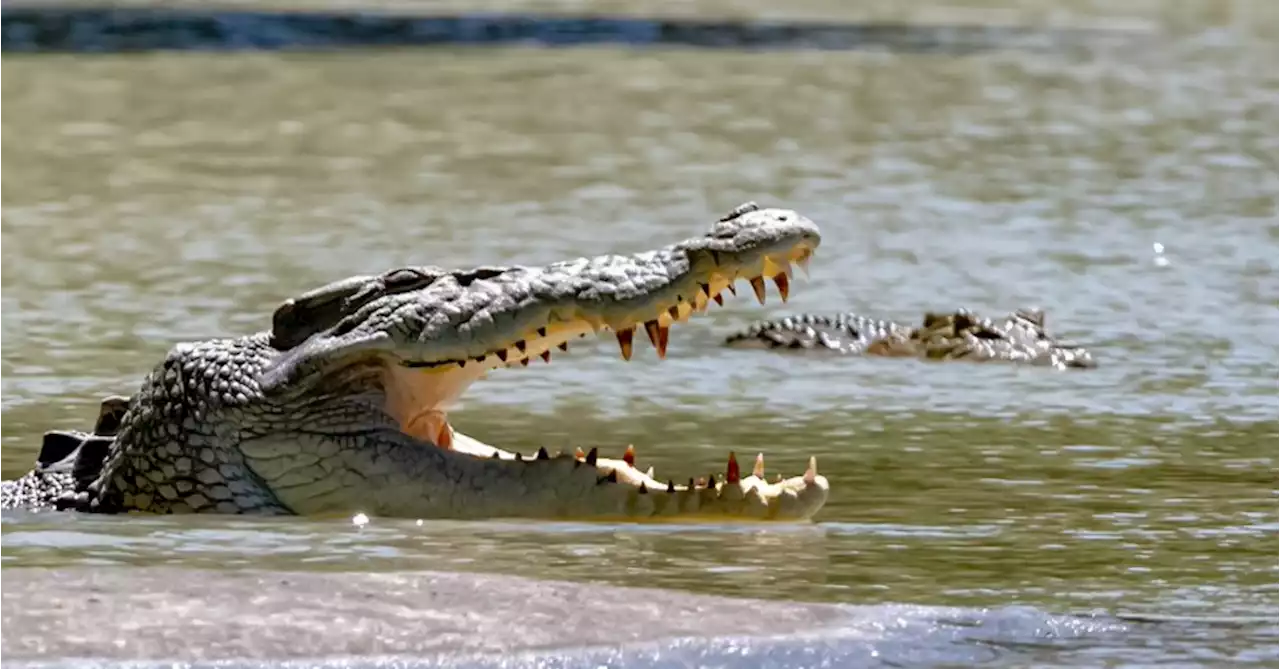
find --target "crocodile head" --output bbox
[239,202,829,520]
[869,308,1097,369]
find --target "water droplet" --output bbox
[351,512,369,527]
[415,519,424,527]
[1152,242,1165,254]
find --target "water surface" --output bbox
[2,1,1276,665]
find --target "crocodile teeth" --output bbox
[749,276,767,304]
[753,453,765,478]
[795,248,814,278]
[772,273,790,302]
[645,466,655,478]
[623,444,636,467]
[712,293,724,306]
[726,451,740,484]
[436,423,454,450]
[540,350,551,363]
[725,283,737,296]
[585,447,598,466]
[574,447,585,459]
[558,342,569,352]
[616,328,634,361]
[520,358,530,367]
[643,320,669,359]
[803,456,818,484]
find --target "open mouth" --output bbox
[370,205,827,518]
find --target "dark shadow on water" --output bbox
[1,7,1140,54]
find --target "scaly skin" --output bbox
[1,203,830,521]
[725,308,1096,370]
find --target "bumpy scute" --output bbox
[726,307,1096,370]
[2,204,830,522]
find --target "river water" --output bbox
[1,1,1276,666]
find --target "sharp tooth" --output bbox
[515,340,527,353]
[753,453,765,478]
[804,456,818,484]
[667,480,676,493]
[645,466,654,479]
[643,320,668,359]
[496,350,508,362]
[472,355,487,365]
[712,293,724,306]
[537,327,547,337]
[585,447,598,465]
[668,305,681,321]
[726,452,740,484]
[639,483,648,494]
[558,342,569,352]
[436,423,454,450]
[616,328,634,361]
[749,276,767,304]
[696,283,713,311]
[793,249,814,278]
[725,282,737,296]
[575,447,585,459]
[644,320,660,344]
[623,444,636,467]
[772,273,790,302]
[520,358,530,367]
[540,350,552,363]
[536,447,549,460]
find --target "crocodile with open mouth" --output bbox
[0,203,830,521]
[725,308,1097,369]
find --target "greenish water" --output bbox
[1,0,1277,664]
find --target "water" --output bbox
[1,0,1277,665]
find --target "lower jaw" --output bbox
[437,431,829,522]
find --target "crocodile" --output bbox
[725,308,1097,370]
[0,203,831,521]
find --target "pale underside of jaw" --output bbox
[381,246,821,498]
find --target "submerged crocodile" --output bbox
[0,203,830,521]
[725,308,1096,370]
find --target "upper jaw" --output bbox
[406,202,818,368]
[325,202,820,370]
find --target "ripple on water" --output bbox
[1,1,1277,666]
